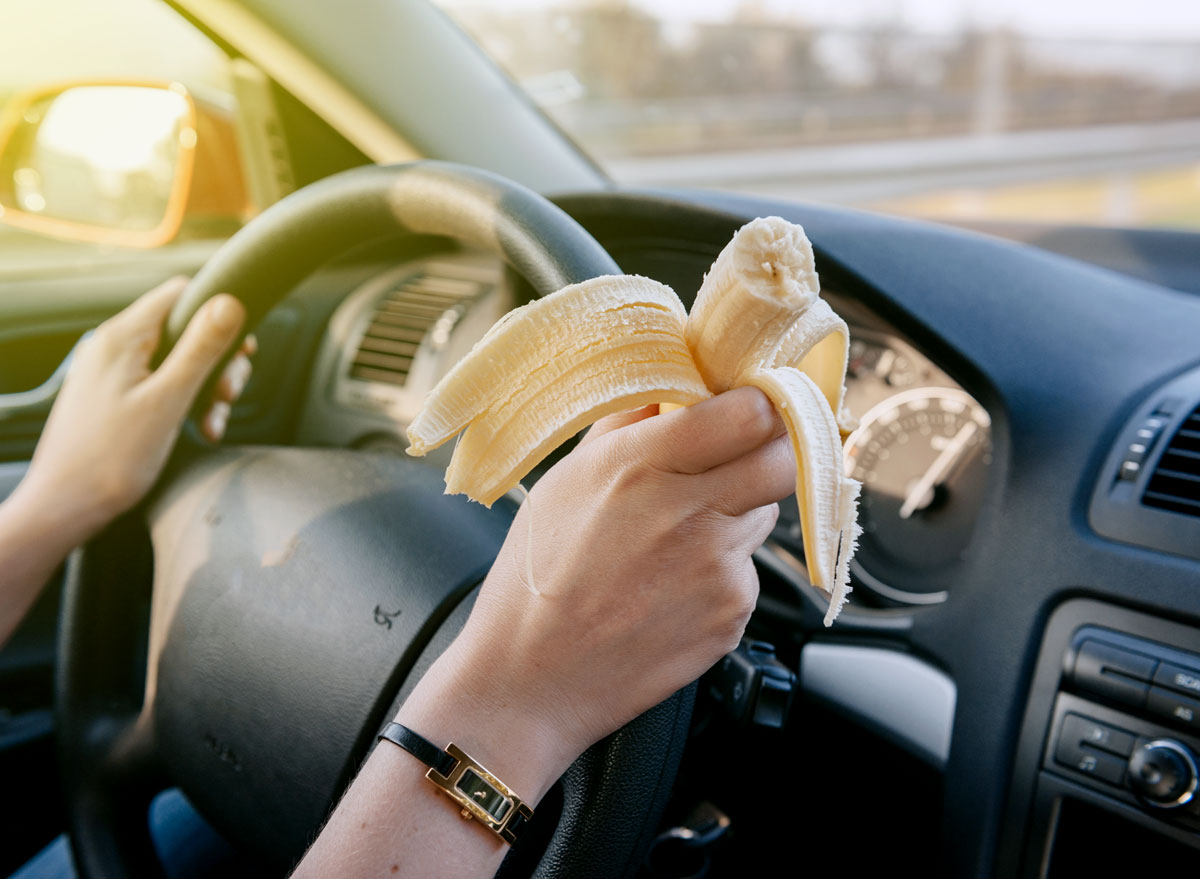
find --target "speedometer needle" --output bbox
[898,421,980,520]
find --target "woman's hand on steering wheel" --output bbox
[15,276,255,544]
[0,276,254,647]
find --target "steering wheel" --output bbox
[54,161,696,878]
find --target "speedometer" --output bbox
[843,387,992,603]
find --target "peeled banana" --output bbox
[406,217,860,625]
[406,274,711,506]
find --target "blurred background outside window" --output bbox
[439,0,1200,229]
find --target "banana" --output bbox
[406,217,861,624]
[405,274,711,506]
[686,216,852,427]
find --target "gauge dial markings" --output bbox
[898,419,980,519]
[842,386,992,599]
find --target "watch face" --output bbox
[456,767,512,822]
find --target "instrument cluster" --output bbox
[769,313,992,607]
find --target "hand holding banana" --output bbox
[406,217,861,625]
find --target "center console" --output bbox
[1007,599,1200,876]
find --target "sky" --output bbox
[439,0,1200,41]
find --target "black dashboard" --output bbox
[268,187,1200,876]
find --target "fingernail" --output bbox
[207,295,244,334]
[207,401,231,440]
[230,358,251,397]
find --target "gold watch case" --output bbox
[426,742,534,845]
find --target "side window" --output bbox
[0,0,257,254]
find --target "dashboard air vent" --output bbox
[1143,404,1200,517]
[349,273,480,386]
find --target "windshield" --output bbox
[437,0,1200,230]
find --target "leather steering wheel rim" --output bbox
[56,160,696,879]
[162,160,620,350]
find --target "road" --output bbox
[604,119,1200,205]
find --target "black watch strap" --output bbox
[379,722,458,778]
[377,721,535,845]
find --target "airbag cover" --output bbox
[145,448,510,863]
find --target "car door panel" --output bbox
[0,460,63,875]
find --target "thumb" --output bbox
[148,294,246,418]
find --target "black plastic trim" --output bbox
[1089,364,1200,560]
[1002,598,1200,877]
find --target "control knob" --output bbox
[1128,739,1198,809]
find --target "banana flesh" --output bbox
[406,274,711,506]
[687,216,852,426]
[406,218,861,624]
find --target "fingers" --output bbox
[148,294,246,420]
[742,502,780,549]
[94,276,189,368]
[577,404,659,448]
[106,276,188,335]
[702,433,796,516]
[623,386,785,475]
[198,349,254,441]
[212,352,253,404]
[200,401,233,443]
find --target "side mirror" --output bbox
[0,82,197,248]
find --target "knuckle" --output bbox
[732,569,760,618]
[717,603,751,652]
[672,508,716,546]
[605,450,659,497]
[732,387,779,444]
[750,502,780,533]
[89,323,120,356]
[129,326,160,360]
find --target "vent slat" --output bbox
[364,323,427,343]
[1144,491,1200,512]
[406,278,480,297]
[1143,404,1200,517]
[350,366,409,386]
[1162,447,1200,462]
[386,290,462,307]
[357,337,420,357]
[377,300,449,318]
[1154,468,1200,484]
[371,311,437,329]
[345,271,485,389]
[353,351,414,371]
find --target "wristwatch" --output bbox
[378,722,535,845]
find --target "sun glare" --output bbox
[36,86,188,174]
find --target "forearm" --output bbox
[292,639,575,879]
[0,481,100,647]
